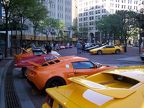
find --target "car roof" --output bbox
[54,56,89,62]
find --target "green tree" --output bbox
[96,10,137,46]
[9,0,39,46]
[37,18,65,41]
[27,2,48,40]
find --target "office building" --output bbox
[77,0,141,43]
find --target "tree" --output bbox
[96,10,138,47]
[9,0,39,46]
[27,2,48,40]
[37,18,65,41]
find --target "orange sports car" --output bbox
[25,56,117,91]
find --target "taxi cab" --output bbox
[42,65,144,108]
[26,56,116,90]
[89,45,123,55]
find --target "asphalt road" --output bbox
[13,47,143,108]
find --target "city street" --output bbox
[12,47,143,108]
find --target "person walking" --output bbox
[45,44,52,54]
[76,41,82,54]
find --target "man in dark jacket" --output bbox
[45,44,52,54]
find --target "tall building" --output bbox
[44,0,72,34]
[24,0,72,39]
[72,0,78,26]
[77,0,140,43]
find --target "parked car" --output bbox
[15,48,60,75]
[85,43,95,48]
[0,48,3,61]
[42,65,144,108]
[25,56,116,90]
[89,45,123,55]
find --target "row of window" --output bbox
[79,4,138,13]
[79,15,107,22]
[79,21,95,26]
[79,9,106,17]
[78,26,95,31]
[79,0,138,6]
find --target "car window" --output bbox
[72,61,95,69]
[33,50,45,55]
[105,46,114,48]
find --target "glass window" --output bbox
[105,46,114,48]
[72,61,95,69]
[33,50,45,55]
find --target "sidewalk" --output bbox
[0,58,14,108]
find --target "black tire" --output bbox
[21,67,27,77]
[97,50,102,55]
[45,77,66,88]
[115,49,120,54]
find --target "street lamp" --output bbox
[2,0,10,57]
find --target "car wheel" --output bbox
[115,49,121,54]
[97,50,102,55]
[45,77,66,88]
[21,67,27,77]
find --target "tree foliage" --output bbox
[95,10,138,44]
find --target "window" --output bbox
[89,21,94,25]
[72,61,95,69]
[89,16,94,20]
[102,9,106,13]
[95,10,101,14]
[84,17,88,21]
[33,49,45,55]
[89,11,94,15]
[105,46,115,48]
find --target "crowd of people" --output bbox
[29,40,87,55]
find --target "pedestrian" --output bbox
[76,41,82,54]
[55,43,60,51]
[82,42,85,52]
[45,44,52,54]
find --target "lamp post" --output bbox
[2,0,10,57]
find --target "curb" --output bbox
[0,60,13,108]
[13,68,35,108]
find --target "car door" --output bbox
[103,46,114,54]
[72,61,98,76]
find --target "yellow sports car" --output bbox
[89,45,123,55]
[42,65,144,108]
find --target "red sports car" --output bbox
[15,48,60,76]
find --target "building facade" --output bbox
[77,0,140,43]
[23,0,72,39]
[44,0,72,38]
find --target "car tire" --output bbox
[97,50,102,55]
[21,67,27,77]
[115,49,121,54]
[45,77,66,88]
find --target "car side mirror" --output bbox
[95,63,102,68]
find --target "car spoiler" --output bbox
[69,77,140,99]
[28,61,41,67]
